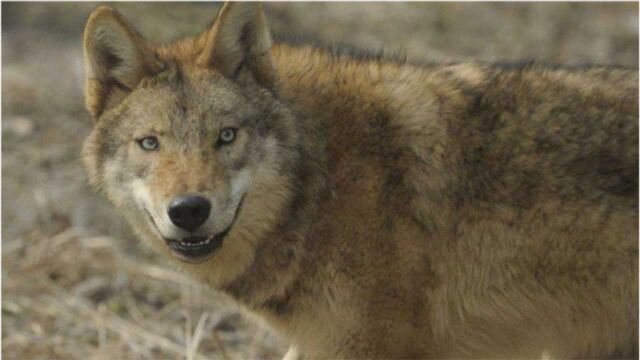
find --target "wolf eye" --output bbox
[218,128,237,145]
[138,136,159,151]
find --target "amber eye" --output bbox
[218,128,237,145]
[137,136,159,151]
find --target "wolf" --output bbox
[81,2,638,359]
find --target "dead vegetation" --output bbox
[2,2,637,359]
[2,227,286,359]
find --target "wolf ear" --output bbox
[198,3,276,90]
[83,6,164,119]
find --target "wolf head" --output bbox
[82,3,306,288]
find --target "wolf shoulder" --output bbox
[465,64,636,199]
[388,61,639,208]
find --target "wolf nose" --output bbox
[167,195,211,232]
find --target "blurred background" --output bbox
[2,2,638,359]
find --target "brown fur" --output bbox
[82,3,639,359]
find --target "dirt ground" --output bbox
[2,2,638,359]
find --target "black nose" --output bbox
[167,195,211,232]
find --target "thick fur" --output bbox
[82,3,639,359]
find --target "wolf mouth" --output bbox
[144,196,244,263]
[165,231,229,262]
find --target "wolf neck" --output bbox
[220,67,330,316]
[222,43,443,327]
[221,45,399,314]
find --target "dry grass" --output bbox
[2,227,286,359]
[2,2,637,359]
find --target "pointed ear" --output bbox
[198,3,276,89]
[83,6,164,119]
